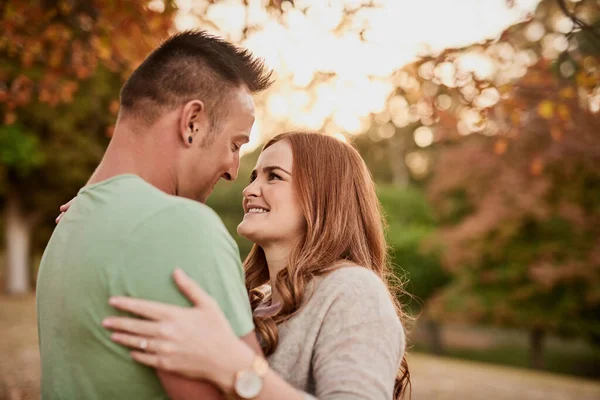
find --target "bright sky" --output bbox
[167,0,541,152]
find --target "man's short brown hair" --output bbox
[119,30,273,135]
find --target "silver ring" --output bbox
[139,339,148,351]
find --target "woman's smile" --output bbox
[237,140,304,247]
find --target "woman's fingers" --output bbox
[130,351,160,369]
[59,198,75,212]
[103,316,160,337]
[108,296,177,321]
[173,268,212,307]
[111,332,156,352]
[56,197,75,224]
[55,212,65,224]
[110,334,168,370]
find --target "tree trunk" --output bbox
[387,134,410,188]
[423,317,445,355]
[4,192,33,294]
[529,327,545,369]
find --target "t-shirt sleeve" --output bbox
[311,268,405,400]
[116,202,254,337]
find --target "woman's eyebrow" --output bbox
[250,165,292,177]
[263,165,291,175]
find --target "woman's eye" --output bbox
[268,172,282,181]
[249,173,256,183]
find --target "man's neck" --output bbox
[87,121,177,195]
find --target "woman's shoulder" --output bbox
[316,264,388,295]
[308,265,398,319]
[303,265,404,345]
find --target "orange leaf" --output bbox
[530,158,543,176]
[557,104,570,121]
[4,112,16,125]
[510,110,520,125]
[109,100,120,115]
[537,100,554,119]
[576,71,597,89]
[550,127,562,141]
[559,87,575,99]
[494,139,508,155]
[106,125,115,138]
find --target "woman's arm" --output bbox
[311,318,403,399]
[208,342,308,400]
[104,269,307,400]
[310,268,405,399]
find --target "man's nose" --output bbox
[223,155,240,181]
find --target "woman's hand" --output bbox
[103,269,254,391]
[55,198,75,223]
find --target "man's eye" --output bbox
[231,144,240,152]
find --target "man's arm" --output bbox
[123,204,259,399]
[158,372,224,400]
[157,331,262,400]
[240,331,264,355]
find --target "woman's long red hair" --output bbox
[244,132,411,398]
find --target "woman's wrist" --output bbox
[213,339,257,394]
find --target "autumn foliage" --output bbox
[427,65,600,341]
[0,0,178,294]
[403,0,600,346]
[1,0,176,124]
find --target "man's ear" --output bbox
[180,100,208,146]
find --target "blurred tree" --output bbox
[0,0,177,293]
[378,184,449,354]
[407,0,600,368]
[372,0,599,182]
[354,125,421,188]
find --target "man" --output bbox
[36,30,272,399]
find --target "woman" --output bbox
[65,132,411,399]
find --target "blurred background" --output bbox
[1,0,599,399]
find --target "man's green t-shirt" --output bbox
[36,174,253,399]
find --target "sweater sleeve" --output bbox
[309,267,406,400]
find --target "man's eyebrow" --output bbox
[234,134,250,144]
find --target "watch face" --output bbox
[235,371,263,399]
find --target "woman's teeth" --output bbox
[248,208,269,213]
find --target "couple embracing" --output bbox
[37,30,410,400]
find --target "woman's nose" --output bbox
[242,179,260,198]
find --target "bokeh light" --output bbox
[174,0,542,152]
[414,126,434,148]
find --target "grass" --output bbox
[411,323,600,380]
[2,294,600,400]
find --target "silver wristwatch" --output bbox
[233,355,268,399]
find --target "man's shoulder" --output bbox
[165,196,224,224]
[125,187,227,235]
[82,175,224,229]
[122,194,237,263]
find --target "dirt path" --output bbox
[409,353,600,400]
[2,295,600,400]
[0,295,40,400]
